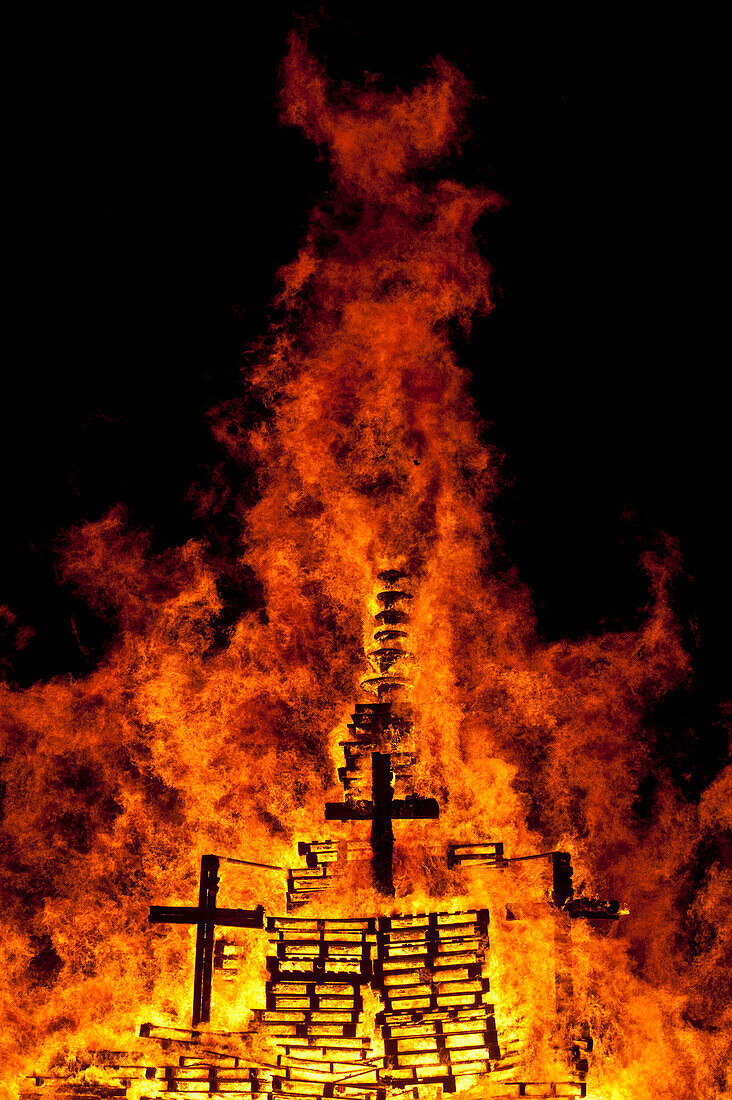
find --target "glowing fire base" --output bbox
[22,575,615,1099]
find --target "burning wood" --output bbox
[299,842,373,868]
[325,750,439,898]
[148,855,265,1026]
[320,577,439,897]
[287,844,373,912]
[100,571,611,1099]
[29,558,610,1099]
[447,842,506,869]
[8,27,716,1100]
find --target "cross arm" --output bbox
[149,905,205,925]
[324,797,439,821]
[149,905,265,928]
[208,905,265,928]
[325,800,373,820]
[390,797,439,819]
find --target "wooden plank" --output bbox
[267,918,376,932]
[270,931,376,944]
[380,1007,495,1032]
[267,995,363,1012]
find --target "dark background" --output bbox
[3,10,727,786]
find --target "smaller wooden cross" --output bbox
[325,751,439,895]
[149,854,264,1026]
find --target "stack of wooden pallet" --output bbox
[373,909,497,1093]
[256,908,502,1097]
[262,915,377,1016]
[340,702,416,804]
[286,842,372,911]
[255,916,382,1100]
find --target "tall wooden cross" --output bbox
[149,854,265,1026]
[325,751,439,895]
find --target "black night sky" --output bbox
[3,11,728,792]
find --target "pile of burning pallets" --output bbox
[256,908,501,1095]
[20,573,595,1100]
[286,841,372,911]
[373,909,497,1091]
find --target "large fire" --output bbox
[1,30,730,1100]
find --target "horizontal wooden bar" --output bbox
[268,919,377,932]
[148,906,264,928]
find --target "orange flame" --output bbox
[1,31,730,1100]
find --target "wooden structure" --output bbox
[325,749,438,896]
[22,571,617,1100]
[148,854,264,1025]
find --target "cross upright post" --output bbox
[325,751,438,895]
[371,752,396,895]
[192,854,219,1026]
[149,854,265,1027]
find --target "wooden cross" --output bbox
[325,751,439,895]
[149,854,264,1026]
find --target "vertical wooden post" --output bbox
[149,858,264,1028]
[192,854,220,1026]
[325,749,437,896]
[371,753,395,896]
[551,852,574,1015]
